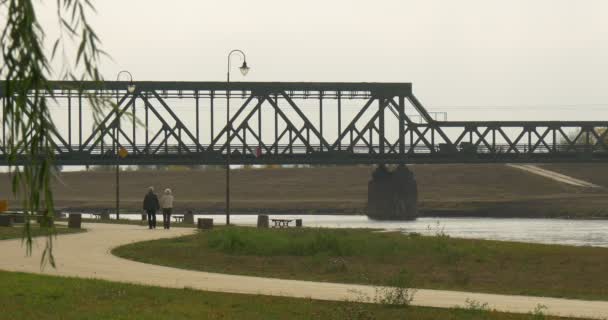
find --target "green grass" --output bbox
[0,271,579,320]
[0,225,84,240]
[113,227,608,301]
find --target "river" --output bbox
[79,213,608,248]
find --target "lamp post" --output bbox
[115,70,136,220]
[226,50,250,225]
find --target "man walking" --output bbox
[143,186,159,229]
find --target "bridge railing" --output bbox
[31,143,607,156]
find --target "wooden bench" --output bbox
[173,215,184,223]
[271,219,293,228]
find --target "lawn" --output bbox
[113,227,608,301]
[0,271,579,320]
[0,225,84,240]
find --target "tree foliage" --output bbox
[1,0,107,267]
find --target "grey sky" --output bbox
[37,0,608,121]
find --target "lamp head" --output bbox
[239,61,250,76]
[127,82,136,94]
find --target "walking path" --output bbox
[507,164,601,188]
[1,223,608,319]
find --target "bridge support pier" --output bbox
[367,165,418,220]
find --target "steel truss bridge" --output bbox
[1,81,607,165]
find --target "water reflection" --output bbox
[80,213,608,248]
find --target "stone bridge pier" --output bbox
[367,165,418,220]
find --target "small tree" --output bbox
[1,0,109,267]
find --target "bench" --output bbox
[91,213,102,220]
[271,219,293,228]
[173,215,184,223]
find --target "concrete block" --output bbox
[68,214,82,229]
[12,214,25,224]
[257,215,269,228]
[37,215,54,227]
[184,211,195,224]
[0,215,13,227]
[197,218,213,230]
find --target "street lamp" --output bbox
[226,50,250,225]
[118,70,136,94]
[115,71,136,220]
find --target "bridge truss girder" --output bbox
[1,81,607,165]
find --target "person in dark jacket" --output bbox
[142,186,160,229]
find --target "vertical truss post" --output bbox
[289,129,293,154]
[258,99,262,147]
[552,128,557,153]
[210,90,214,142]
[319,92,323,152]
[585,128,591,153]
[164,127,168,154]
[68,91,72,146]
[243,127,247,154]
[338,91,342,151]
[78,92,82,149]
[409,127,413,152]
[369,124,373,154]
[398,95,405,155]
[306,128,310,148]
[274,94,278,155]
[132,99,136,148]
[100,124,105,155]
[195,90,199,143]
[112,126,116,154]
[528,128,532,153]
[178,128,182,154]
[2,96,5,151]
[145,92,149,151]
[379,98,384,154]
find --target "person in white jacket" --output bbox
[160,188,174,229]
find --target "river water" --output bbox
[81,213,608,248]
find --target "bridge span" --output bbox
[1,81,607,165]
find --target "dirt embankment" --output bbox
[1,164,606,218]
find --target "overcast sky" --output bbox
[36,0,608,121]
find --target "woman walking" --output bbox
[160,188,174,229]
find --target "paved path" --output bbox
[1,223,608,319]
[507,164,601,188]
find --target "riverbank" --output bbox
[2,164,607,218]
[113,226,608,301]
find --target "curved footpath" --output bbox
[1,223,608,319]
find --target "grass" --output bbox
[113,227,608,301]
[0,225,84,240]
[0,271,580,320]
[541,163,608,188]
[3,164,606,217]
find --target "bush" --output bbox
[206,227,355,256]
